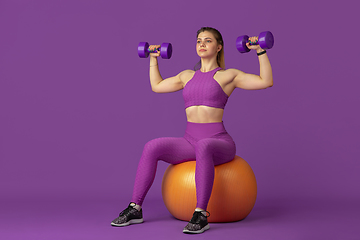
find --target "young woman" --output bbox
[111,27,273,234]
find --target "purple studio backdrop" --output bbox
[1,0,359,206]
[0,0,359,239]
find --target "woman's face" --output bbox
[196,31,222,58]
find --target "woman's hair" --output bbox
[194,27,225,70]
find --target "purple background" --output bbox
[1,0,359,239]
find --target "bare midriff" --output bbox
[185,105,224,123]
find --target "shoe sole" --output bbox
[183,224,210,234]
[111,218,144,227]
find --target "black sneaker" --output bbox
[111,203,143,227]
[183,210,210,234]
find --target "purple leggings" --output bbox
[131,121,236,210]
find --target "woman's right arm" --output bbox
[149,45,185,93]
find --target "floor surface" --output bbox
[1,196,359,240]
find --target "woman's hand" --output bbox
[149,45,161,58]
[246,36,264,53]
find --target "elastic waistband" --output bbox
[185,121,227,139]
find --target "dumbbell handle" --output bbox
[146,46,161,53]
[247,39,260,45]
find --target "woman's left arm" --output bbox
[233,37,273,90]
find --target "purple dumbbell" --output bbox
[236,31,274,53]
[138,42,173,59]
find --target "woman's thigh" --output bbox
[195,137,236,165]
[143,137,196,164]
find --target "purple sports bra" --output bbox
[183,67,229,109]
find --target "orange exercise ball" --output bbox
[161,156,257,223]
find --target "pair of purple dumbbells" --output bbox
[137,31,274,58]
